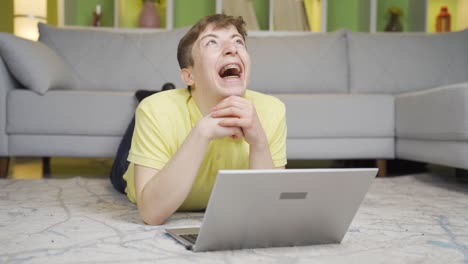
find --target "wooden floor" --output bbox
[8,157,114,179]
[6,159,336,179]
[6,158,444,179]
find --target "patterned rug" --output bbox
[1,172,467,263]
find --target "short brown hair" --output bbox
[177,14,247,69]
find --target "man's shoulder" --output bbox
[139,88,190,111]
[246,90,285,112]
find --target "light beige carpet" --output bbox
[1,171,467,263]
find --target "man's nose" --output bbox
[223,42,237,55]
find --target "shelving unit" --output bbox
[57,0,467,33]
[58,0,174,29]
[217,0,326,32]
[373,0,468,33]
[57,0,323,32]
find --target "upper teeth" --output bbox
[220,64,240,75]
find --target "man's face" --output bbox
[189,24,250,99]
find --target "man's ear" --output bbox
[180,68,195,86]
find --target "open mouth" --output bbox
[218,63,242,79]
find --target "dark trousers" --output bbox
[110,83,175,194]
[110,116,135,194]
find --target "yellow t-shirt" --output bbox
[123,88,287,210]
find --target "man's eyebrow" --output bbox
[231,33,243,39]
[200,33,243,41]
[200,33,218,41]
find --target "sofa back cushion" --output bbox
[38,23,187,91]
[247,30,348,93]
[348,30,468,94]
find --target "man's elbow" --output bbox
[142,216,166,226]
[137,200,169,225]
[140,210,168,226]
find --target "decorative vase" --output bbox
[385,13,403,32]
[436,6,451,32]
[139,0,160,28]
[92,4,102,27]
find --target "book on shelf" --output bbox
[222,0,260,31]
[273,0,310,31]
[304,0,321,32]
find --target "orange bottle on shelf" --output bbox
[436,6,451,32]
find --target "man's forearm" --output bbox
[249,141,274,169]
[138,127,210,225]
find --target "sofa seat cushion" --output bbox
[396,82,468,141]
[288,138,394,159]
[396,139,468,170]
[274,94,394,138]
[7,90,137,136]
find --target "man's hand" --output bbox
[196,113,244,140]
[210,95,267,146]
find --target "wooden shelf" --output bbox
[57,0,468,33]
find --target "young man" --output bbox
[120,14,286,225]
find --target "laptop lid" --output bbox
[168,168,377,252]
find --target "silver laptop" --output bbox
[165,168,377,252]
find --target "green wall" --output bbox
[327,0,370,32]
[408,0,427,32]
[65,0,114,27]
[174,0,215,27]
[358,0,371,32]
[0,0,14,33]
[47,0,58,26]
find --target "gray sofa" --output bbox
[1,23,467,177]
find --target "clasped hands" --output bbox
[198,95,266,146]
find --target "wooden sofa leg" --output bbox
[376,159,387,177]
[0,157,10,178]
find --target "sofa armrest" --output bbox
[0,57,17,156]
[396,82,468,141]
